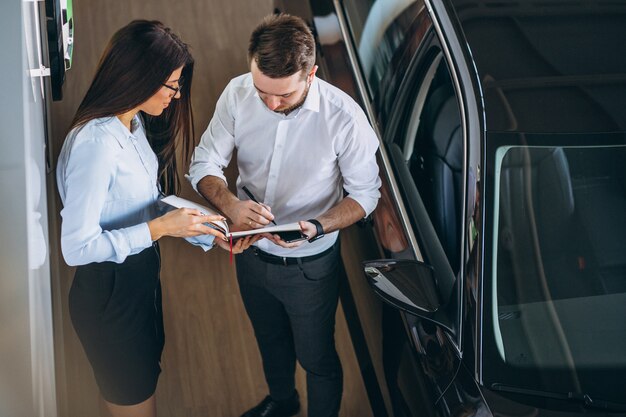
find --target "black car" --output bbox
[275,0,626,416]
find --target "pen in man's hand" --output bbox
[242,185,277,225]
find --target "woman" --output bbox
[57,20,253,417]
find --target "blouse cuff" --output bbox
[186,234,216,251]
[125,222,153,252]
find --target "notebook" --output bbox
[160,195,306,242]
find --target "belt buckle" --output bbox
[282,256,287,266]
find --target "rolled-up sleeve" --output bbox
[60,138,152,265]
[337,109,382,217]
[187,82,237,190]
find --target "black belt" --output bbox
[251,244,335,266]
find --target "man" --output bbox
[188,14,381,417]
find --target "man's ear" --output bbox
[308,65,319,81]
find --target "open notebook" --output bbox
[160,195,306,242]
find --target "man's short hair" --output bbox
[248,13,315,79]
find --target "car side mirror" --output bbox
[363,259,441,314]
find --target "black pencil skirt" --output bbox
[69,243,165,406]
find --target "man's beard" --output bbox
[275,82,311,115]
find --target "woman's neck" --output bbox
[117,109,138,131]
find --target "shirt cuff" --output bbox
[186,234,216,252]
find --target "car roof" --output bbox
[446,0,626,133]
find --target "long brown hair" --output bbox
[70,20,195,195]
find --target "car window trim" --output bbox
[402,53,444,160]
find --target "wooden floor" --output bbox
[47,1,376,416]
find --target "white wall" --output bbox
[0,1,57,416]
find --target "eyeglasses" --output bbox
[161,79,184,95]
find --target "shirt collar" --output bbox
[301,77,320,113]
[103,115,141,148]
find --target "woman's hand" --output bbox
[148,208,227,241]
[214,234,263,254]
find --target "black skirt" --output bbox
[69,243,164,405]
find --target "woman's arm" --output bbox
[60,137,225,265]
[60,138,147,265]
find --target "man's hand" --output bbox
[266,220,316,249]
[214,234,263,253]
[224,200,275,230]
[196,176,276,231]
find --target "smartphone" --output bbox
[277,230,308,243]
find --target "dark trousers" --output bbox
[236,242,344,417]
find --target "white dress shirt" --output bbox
[188,74,381,257]
[57,116,213,266]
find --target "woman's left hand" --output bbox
[214,234,263,254]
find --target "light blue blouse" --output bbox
[57,116,213,266]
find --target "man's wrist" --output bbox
[219,194,240,220]
[307,219,325,242]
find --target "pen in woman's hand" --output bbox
[242,186,277,225]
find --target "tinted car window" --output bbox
[397,54,464,276]
[485,135,626,405]
[342,0,424,100]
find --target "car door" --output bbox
[336,1,470,416]
[355,2,489,412]
[337,0,478,413]
[379,28,472,409]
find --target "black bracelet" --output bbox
[307,219,325,242]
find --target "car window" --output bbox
[487,141,626,404]
[398,53,464,275]
[342,0,424,100]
